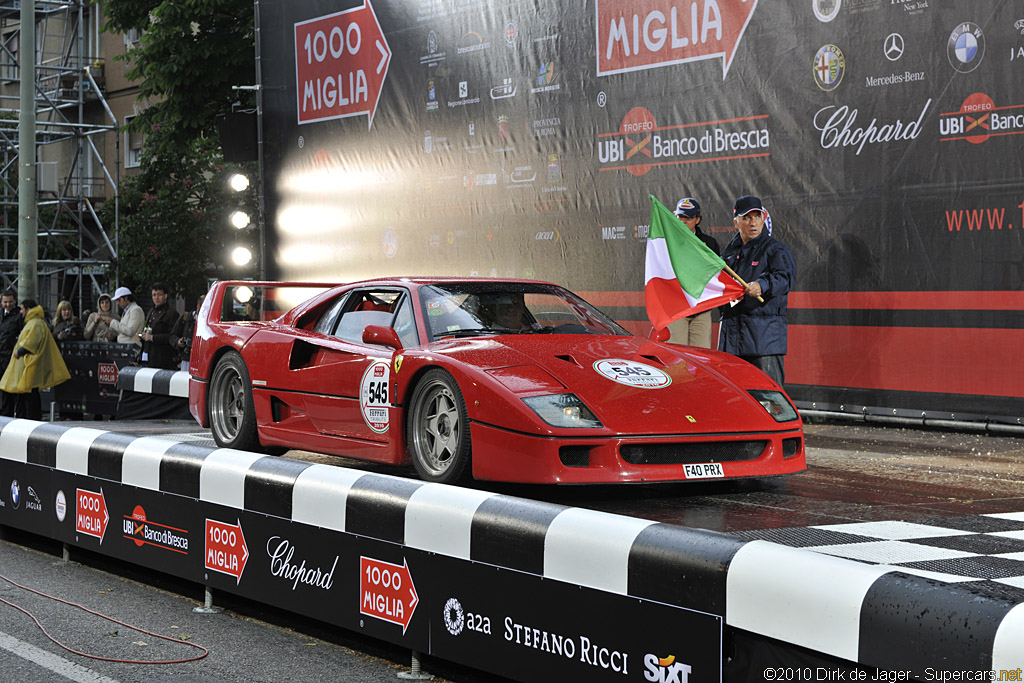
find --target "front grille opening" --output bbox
[559,445,591,468]
[620,441,767,465]
[782,437,801,459]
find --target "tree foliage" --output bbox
[102,0,256,154]
[104,137,257,298]
[99,0,258,298]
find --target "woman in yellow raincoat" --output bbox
[0,300,70,420]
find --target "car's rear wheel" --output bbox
[407,369,472,484]
[209,351,260,452]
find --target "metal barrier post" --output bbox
[193,586,224,614]
[397,651,431,680]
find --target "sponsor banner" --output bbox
[0,460,723,683]
[426,553,720,683]
[259,0,1024,415]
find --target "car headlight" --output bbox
[522,393,603,428]
[748,390,799,422]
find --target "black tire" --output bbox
[407,369,472,484]
[208,351,261,452]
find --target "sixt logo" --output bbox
[644,653,692,683]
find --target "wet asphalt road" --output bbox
[274,419,1024,532]
[1,418,1022,682]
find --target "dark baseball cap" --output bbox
[674,197,701,217]
[734,195,765,216]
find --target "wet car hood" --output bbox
[431,334,785,434]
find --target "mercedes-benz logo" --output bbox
[884,33,904,61]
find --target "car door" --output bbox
[296,288,406,442]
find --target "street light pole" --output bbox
[18,0,37,303]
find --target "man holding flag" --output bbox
[718,195,796,386]
[644,193,795,386]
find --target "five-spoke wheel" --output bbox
[407,369,472,484]
[209,351,260,451]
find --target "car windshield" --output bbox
[419,282,630,340]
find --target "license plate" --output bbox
[683,463,724,479]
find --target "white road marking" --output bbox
[0,631,121,683]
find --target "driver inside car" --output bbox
[479,293,531,330]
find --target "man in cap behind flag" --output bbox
[664,197,721,348]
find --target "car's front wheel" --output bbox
[407,369,472,484]
[208,351,261,452]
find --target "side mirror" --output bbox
[650,327,670,342]
[362,324,403,350]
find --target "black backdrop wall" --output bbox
[257,0,1024,420]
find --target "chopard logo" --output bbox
[814,99,930,154]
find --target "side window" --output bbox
[392,297,419,347]
[312,294,349,336]
[333,290,401,343]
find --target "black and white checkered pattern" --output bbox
[115,366,189,398]
[1,417,1021,672]
[732,516,1024,596]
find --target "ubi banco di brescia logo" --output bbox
[503,615,630,675]
[267,536,338,591]
[598,107,769,177]
[123,505,189,553]
[813,99,931,155]
[939,93,1024,144]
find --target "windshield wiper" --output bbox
[434,327,503,339]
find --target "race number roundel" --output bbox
[593,359,672,388]
[360,360,391,433]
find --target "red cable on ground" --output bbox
[0,572,209,665]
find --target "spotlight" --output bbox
[234,286,254,303]
[229,173,250,192]
[230,210,251,229]
[231,246,253,266]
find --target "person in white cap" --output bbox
[103,286,145,346]
[666,197,720,348]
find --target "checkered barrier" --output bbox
[114,367,190,398]
[0,416,1021,679]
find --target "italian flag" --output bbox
[645,195,745,331]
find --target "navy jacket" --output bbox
[720,229,796,356]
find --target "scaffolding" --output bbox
[0,0,119,314]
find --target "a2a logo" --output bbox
[644,653,692,683]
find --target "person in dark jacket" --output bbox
[138,282,180,369]
[169,294,204,370]
[666,197,721,348]
[52,300,84,342]
[719,195,796,386]
[0,287,23,416]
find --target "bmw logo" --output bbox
[10,479,20,509]
[947,22,985,73]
